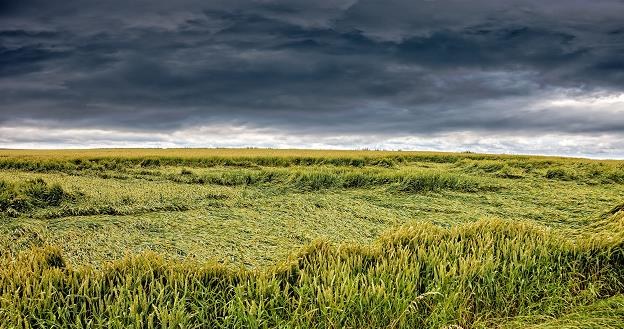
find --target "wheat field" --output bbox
[0,149,623,328]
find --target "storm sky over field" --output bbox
[1,0,624,157]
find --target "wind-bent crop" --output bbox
[1,211,622,328]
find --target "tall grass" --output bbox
[1,213,622,328]
[0,178,73,216]
[1,148,618,170]
[458,158,624,184]
[2,149,621,187]
[0,155,400,172]
[170,168,485,192]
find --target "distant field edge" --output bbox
[0,147,621,161]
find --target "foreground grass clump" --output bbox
[1,214,623,328]
[0,178,73,216]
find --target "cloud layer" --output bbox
[1,0,624,156]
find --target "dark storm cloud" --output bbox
[1,0,624,138]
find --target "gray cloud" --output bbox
[1,0,624,155]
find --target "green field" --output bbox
[1,149,623,328]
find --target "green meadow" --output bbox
[0,149,623,328]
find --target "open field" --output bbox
[0,149,623,328]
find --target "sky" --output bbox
[1,0,624,158]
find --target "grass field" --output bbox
[0,148,623,328]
